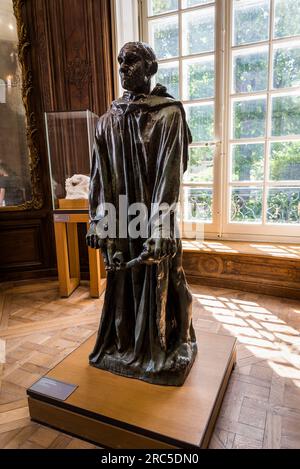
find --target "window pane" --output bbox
[156,62,179,99]
[186,103,214,142]
[182,0,212,8]
[267,188,300,224]
[182,7,215,56]
[233,47,268,93]
[184,147,214,183]
[183,56,215,100]
[231,187,263,223]
[273,43,300,90]
[270,142,300,181]
[184,187,213,222]
[233,0,270,46]
[274,0,300,39]
[272,95,300,137]
[231,143,264,181]
[233,98,267,139]
[149,16,179,59]
[149,0,178,16]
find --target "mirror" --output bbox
[0,0,42,210]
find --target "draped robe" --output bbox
[89,86,197,386]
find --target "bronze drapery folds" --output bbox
[87,42,197,386]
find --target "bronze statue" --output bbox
[86,42,197,386]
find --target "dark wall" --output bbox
[0,0,114,282]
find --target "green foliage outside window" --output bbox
[151,0,177,15]
[234,51,268,93]
[270,142,300,181]
[273,46,300,89]
[267,189,300,224]
[231,188,300,224]
[274,0,300,38]
[231,188,263,223]
[156,66,179,98]
[187,105,214,142]
[232,144,264,182]
[234,99,266,139]
[187,61,215,99]
[234,0,269,46]
[187,188,212,221]
[185,147,214,182]
[150,0,300,225]
[272,96,300,136]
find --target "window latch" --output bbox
[203,141,222,147]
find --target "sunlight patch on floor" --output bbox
[195,292,300,381]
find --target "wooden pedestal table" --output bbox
[27,331,237,449]
[54,199,106,298]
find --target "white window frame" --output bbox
[222,0,300,241]
[113,0,300,243]
[112,0,140,97]
[140,0,224,240]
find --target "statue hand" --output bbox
[142,237,177,262]
[86,223,106,250]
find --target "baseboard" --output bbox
[183,242,300,300]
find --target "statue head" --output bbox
[118,42,158,94]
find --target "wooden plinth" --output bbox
[58,199,89,210]
[27,332,236,449]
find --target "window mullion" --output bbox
[263,0,275,225]
[179,0,183,102]
[231,86,300,99]
[147,2,216,20]
[230,34,300,52]
[224,0,233,231]
[266,180,300,187]
[178,0,184,231]
[213,0,225,237]
[230,181,264,187]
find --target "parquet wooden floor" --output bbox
[1,279,300,449]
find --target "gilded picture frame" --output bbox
[0,0,43,211]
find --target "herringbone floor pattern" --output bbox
[0,279,300,449]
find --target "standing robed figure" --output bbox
[87,42,197,386]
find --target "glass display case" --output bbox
[45,110,98,210]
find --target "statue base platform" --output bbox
[27,332,236,449]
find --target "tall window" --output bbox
[226,0,300,238]
[140,0,300,240]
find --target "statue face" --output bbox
[118,45,149,93]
